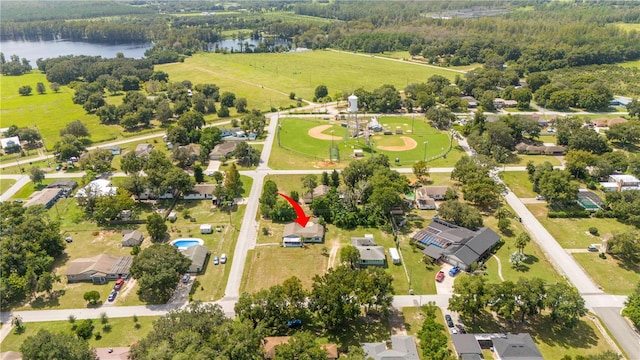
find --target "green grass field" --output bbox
[573,252,640,295]
[157,50,460,111]
[0,72,121,146]
[0,178,17,194]
[0,316,159,351]
[272,116,452,169]
[527,203,635,249]
[499,171,537,198]
[620,59,640,69]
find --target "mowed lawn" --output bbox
[273,116,452,169]
[0,178,17,194]
[157,51,459,111]
[1,316,159,351]
[527,203,635,249]
[0,72,121,146]
[573,253,640,295]
[499,171,537,198]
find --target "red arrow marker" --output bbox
[278,192,311,227]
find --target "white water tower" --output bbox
[348,94,358,113]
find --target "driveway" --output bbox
[435,264,456,295]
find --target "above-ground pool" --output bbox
[170,238,204,249]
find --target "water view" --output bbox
[0,39,152,67]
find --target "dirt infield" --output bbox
[376,136,418,151]
[308,125,342,140]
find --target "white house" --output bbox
[282,220,325,247]
[600,174,640,191]
[183,184,216,200]
[0,136,21,153]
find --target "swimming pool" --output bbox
[170,238,204,249]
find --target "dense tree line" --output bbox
[623,282,640,329]
[1,1,153,22]
[465,114,540,163]
[527,161,578,207]
[0,203,66,308]
[450,275,586,328]
[236,267,393,334]
[450,155,504,211]
[0,53,32,75]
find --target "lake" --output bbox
[211,37,290,52]
[0,39,152,67]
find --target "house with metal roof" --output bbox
[493,334,543,360]
[24,188,63,208]
[65,254,133,284]
[412,218,500,271]
[282,220,325,247]
[362,335,419,360]
[351,235,386,267]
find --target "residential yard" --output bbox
[10,177,62,200]
[0,316,159,351]
[402,306,454,354]
[507,154,562,166]
[483,214,562,285]
[499,171,537,198]
[573,253,640,295]
[527,203,635,249]
[466,312,615,359]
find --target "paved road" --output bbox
[592,307,640,359]
[0,174,30,202]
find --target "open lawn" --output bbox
[0,316,158,351]
[612,22,640,33]
[10,177,67,200]
[499,171,537,198]
[483,213,561,285]
[620,59,640,69]
[507,154,561,166]
[157,50,459,111]
[0,178,16,194]
[537,135,556,144]
[0,72,121,146]
[526,203,635,249]
[466,312,614,359]
[573,253,640,295]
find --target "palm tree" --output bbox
[515,232,531,254]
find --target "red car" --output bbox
[435,271,445,282]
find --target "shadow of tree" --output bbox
[523,254,539,265]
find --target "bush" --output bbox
[68,315,76,323]
[548,210,590,218]
[589,227,599,235]
[94,331,101,340]
[599,252,607,259]
[262,226,269,236]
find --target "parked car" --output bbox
[55,165,62,171]
[65,237,73,243]
[220,253,227,264]
[108,290,117,302]
[287,319,302,329]
[535,195,545,200]
[587,245,599,252]
[114,278,124,291]
[449,266,460,276]
[435,271,445,282]
[213,256,219,265]
[445,314,454,328]
[182,274,190,283]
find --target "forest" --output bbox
[2,1,640,73]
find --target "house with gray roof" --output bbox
[362,335,419,360]
[302,184,331,204]
[451,334,483,360]
[180,245,210,273]
[282,220,325,247]
[47,179,78,194]
[209,142,239,160]
[412,217,500,271]
[24,188,63,209]
[493,334,543,360]
[65,254,133,284]
[135,143,153,157]
[121,230,144,247]
[351,235,385,267]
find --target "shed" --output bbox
[200,224,213,234]
[354,149,364,157]
[389,247,401,265]
[167,211,177,221]
[121,230,144,247]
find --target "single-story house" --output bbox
[601,173,640,191]
[493,98,517,109]
[592,117,628,128]
[460,96,478,108]
[220,127,234,137]
[0,136,21,153]
[610,96,632,108]
[416,186,449,201]
[282,220,325,247]
[24,188,63,209]
[121,230,144,247]
[183,184,216,200]
[412,218,500,271]
[75,179,117,198]
[415,196,436,210]
[493,333,543,360]
[230,127,244,137]
[451,334,483,359]
[102,145,121,155]
[65,254,133,283]
[262,337,338,359]
[200,224,213,234]
[209,142,239,160]
[176,144,201,160]
[515,142,566,155]
[362,335,419,360]
[47,179,77,196]
[302,184,331,204]
[351,235,386,267]
[179,245,210,273]
[135,143,154,157]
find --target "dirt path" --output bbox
[492,254,505,282]
[377,136,417,151]
[308,125,342,141]
[118,278,137,301]
[327,240,341,270]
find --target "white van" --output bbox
[220,253,227,264]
